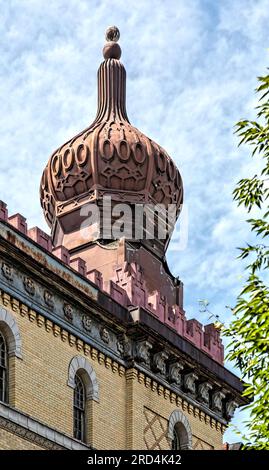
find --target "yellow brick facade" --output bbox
[0,291,225,450]
[0,428,44,450]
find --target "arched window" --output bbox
[73,374,86,442]
[168,410,192,450]
[0,331,8,403]
[68,356,99,445]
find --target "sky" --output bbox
[0,0,268,444]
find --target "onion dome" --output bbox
[40,27,183,256]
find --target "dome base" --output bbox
[69,238,184,312]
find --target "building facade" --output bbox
[0,27,246,451]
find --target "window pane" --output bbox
[0,333,7,403]
[73,374,85,442]
[0,333,7,367]
[172,428,180,450]
[0,369,6,401]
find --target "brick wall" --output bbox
[0,291,224,450]
[0,428,44,450]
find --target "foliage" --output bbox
[225,72,269,449]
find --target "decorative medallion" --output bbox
[63,303,73,322]
[1,262,13,281]
[43,290,54,309]
[100,326,110,344]
[23,276,35,296]
[82,315,92,332]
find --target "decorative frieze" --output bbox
[0,264,241,423]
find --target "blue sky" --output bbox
[1,0,268,444]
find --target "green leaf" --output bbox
[225,69,269,449]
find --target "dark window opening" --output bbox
[172,427,181,450]
[73,374,86,442]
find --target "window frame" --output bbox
[168,410,192,450]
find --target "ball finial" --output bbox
[105,26,120,43]
[103,26,121,60]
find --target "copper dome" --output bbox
[40,28,183,253]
